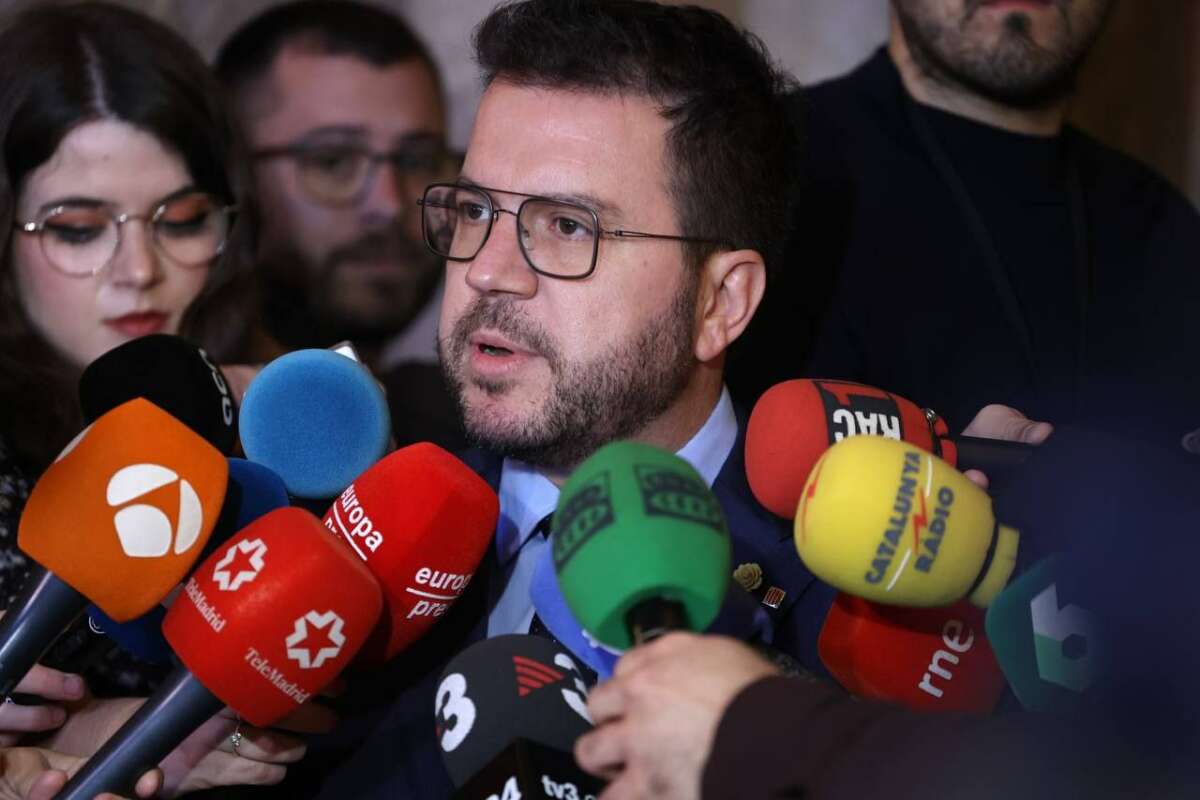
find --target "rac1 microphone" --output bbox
[986,556,1100,711]
[746,379,1032,518]
[553,441,730,649]
[0,399,227,697]
[795,435,1019,608]
[819,594,1006,713]
[435,634,600,798]
[322,442,498,664]
[239,348,390,499]
[79,334,237,455]
[85,457,291,666]
[59,506,382,800]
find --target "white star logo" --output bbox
[212,539,268,592]
[285,610,346,670]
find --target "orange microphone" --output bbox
[323,443,499,663]
[60,507,382,800]
[1,398,227,696]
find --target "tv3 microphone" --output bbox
[58,506,382,800]
[795,435,1019,608]
[746,378,1032,518]
[436,634,601,799]
[1,398,227,697]
[819,595,1006,713]
[553,440,730,649]
[322,442,499,664]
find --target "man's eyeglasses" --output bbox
[13,191,234,278]
[417,182,730,280]
[254,144,460,208]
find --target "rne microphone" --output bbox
[435,634,601,798]
[239,348,390,499]
[322,442,498,664]
[553,441,731,649]
[59,506,382,800]
[1,398,227,696]
[795,435,1019,608]
[819,594,1006,713]
[746,379,1031,518]
[79,334,237,455]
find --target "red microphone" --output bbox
[58,507,382,800]
[746,379,1029,518]
[819,594,1006,714]
[323,442,499,663]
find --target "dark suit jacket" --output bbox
[284,419,835,799]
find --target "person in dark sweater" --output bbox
[730,0,1200,451]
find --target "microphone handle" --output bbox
[58,666,222,800]
[0,565,85,697]
[625,597,690,645]
[954,435,1033,476]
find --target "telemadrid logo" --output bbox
[286,610,346,670]
[106,463,202,558]
[213,539,268,592]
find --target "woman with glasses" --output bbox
[0,4,306,797]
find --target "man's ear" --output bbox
[693,249,766,364]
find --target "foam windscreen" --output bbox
[436,634,595,788]
[323,443,498,663]
[239,349,390,499]
[19,398,227,621]
[162,506,381,726]
[79,334,237,455]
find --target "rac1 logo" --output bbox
[106,463,203,558]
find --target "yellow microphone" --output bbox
[795,435,1019,608]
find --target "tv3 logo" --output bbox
[484,775,596,800]
[1030,583,1096,693]
[435,653,592,753]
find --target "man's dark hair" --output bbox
[215,0,441,99]
[474,0,798,273]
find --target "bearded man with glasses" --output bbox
[280,2,837,797]
[216,0,462,448]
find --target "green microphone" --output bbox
[552,441,731,650]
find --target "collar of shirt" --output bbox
[493,385,738,568]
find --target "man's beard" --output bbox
[895,0,1110,108]
[261,226,441,349]
[439,284,697,473]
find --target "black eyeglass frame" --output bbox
[417,181,732,280]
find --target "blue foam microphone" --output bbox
[238,349,390,499]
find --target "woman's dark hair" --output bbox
[473,0,800,275]
[0,2,259,475]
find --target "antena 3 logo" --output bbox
[106,464,203,558]
[213,539,268,591]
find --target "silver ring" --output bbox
[229,720,244,755]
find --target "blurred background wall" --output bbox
[2,0,1197,208]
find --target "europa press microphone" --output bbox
[746,378,1031,518]
[240,348,391,500]
[0,398,227,697]
[322,442,499,663]
[794,434,1020,608]
[553,441,730,649]
[436,635,601,800]
[59,506,382,800]
[84,457,291,666]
